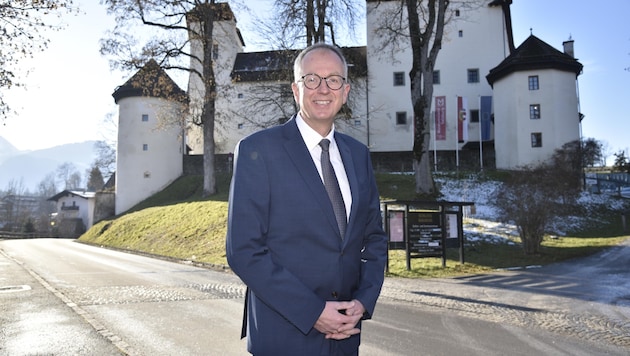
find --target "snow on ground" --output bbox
[434,176,629,245]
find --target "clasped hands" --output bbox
[314,299,365,340]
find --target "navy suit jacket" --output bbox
[226,118,387,355]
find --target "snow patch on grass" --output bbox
[435,175,629,245]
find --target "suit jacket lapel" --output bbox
[336,133,358,242]
[282,119,341,238]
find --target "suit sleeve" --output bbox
[351,147,388,319]
[225,139,325,335]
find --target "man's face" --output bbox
[292,49,350,134]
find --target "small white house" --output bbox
[48,190,96,237]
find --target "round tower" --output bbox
[112,59,187,214]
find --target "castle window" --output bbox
[467,69,479,83]
[433,70,440,84]
[458,30,463,37]
[144,171,151,178]
[396,112,407,125]
[470,109,479,123]
[531,133,542,147]
[529,104,541,119]
[528,76,539,90]
[142,114,149,122]
[393,72,405,86]
[455,9,460,16]
[354,120,361,126]
[238,123,244,129]
[143,144,148,151]
[238,93,244,99]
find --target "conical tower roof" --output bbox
[486,35,583,86]
[112,59,187,104]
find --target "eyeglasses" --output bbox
[298,73,346,90]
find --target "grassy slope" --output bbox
[80,173,629,278]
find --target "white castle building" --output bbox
[112,0,583,214]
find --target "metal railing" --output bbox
[585,172,630,198]
[0,231,40,239]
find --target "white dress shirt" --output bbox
[295,114,352,221]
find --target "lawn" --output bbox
[80,172,630,278]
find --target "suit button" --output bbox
[331,291,338,299]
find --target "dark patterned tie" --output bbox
[319,139,347,238]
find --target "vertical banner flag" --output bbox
[435,96,446,140]
[457,96,468,142]
[480,96,492,141]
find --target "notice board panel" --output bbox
[407,211,442,256]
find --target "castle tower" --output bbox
[487,35,583,169]
[112,59,187,214]
[185,3,244,154]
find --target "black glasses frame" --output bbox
[298,73,347,90]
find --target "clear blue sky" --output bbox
[2,0,628,164]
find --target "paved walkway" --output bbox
[378,238,630,348]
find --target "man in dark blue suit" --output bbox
[226,43,388,356]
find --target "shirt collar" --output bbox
[295,113,336,150]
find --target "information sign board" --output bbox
[407,211,443,257]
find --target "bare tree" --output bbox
[0,178,30,231]
[495,145,587,255]
[371,0,489,195]
[405,0,448,195]
[599,140,612,167]
[252,0,364,49]
[55,162,82,190]
[93,140,116,180]
[100,0,244,197]
[0,0,76,122]
[495,165,558,255]
[370,0,452,195]
[232,1,367,142]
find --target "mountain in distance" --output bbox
[0,136,21,165]
[0,137,99,192]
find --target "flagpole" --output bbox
[432,109,437,172]
[479,95,483,171]
[455,96,459,172]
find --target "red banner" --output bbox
[435,96,446,140]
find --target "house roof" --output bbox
[486,35,583,85]
[112,59,187,104]
[231,46,368,83]
[48,190,96,202]
[232,49,298,82]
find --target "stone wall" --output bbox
[184,154,234,175]
[183,149,496,176]
[94,192,115,223]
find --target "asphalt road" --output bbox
[1,238,628,355]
